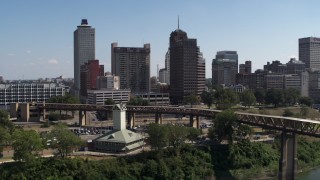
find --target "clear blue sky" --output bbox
[1,0,320,80]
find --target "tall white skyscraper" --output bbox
[74,19,95,97]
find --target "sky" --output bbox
[1,0,320,80]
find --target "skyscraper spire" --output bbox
[178,15,180,29]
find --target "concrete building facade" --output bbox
[111,43,150,93]
[0,83,65,105]
[96,75,120,90]
[299,37,320,70]
[80,60,104,96]
[87,89,130,105]
[212,51,238,86]
[169,28,205,104]
[74,19,95,97]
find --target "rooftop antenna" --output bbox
[178,15,180,29]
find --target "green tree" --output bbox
[127,96,149,106]
[47,93,80,117]
[187,127,201,143]
[184,94,200,108]
[49,123,83,158]
[299,96,313,107]
[167,125,189,151]
[240,90,256,108]
[265,88,284,107]
[215,88,239,110]
[147,123,168,150]
[283,88,300,106]
[0,126,10,157]
[254,89,266,104]
[205,78,213,89]
[209,110,238,144]
[201,90,215,108]
[300,105,309,117]
[104,98,115,105]
[0,109,14,132]
[236,124,253,140]
[12,129,43,162]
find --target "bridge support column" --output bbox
[196,116,200,129]
[155,113,162,124]
[128,112,135,129]
[278,131,297,180]
[79,110,86,126]
[189,115,197,128]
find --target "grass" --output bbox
[240,106,320,120]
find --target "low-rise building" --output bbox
[0,83,65,106]
[87,89,131,105]
[93,104,144,153]
[134,93,170,106]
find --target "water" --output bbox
[297,168,320,180]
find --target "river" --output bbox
[297,168,320,180]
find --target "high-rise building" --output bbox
[169,27,205,104]
[239,61,252,75]
[299,37,320,70]
[74,19,95,97]
[212,51,238,86]
[111,43,150,93]
[80,60,104,96]
[165,50,170,84]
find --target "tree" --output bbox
[254,89,266,104]
[0,109,14,132]
[48,123,83,158]
[215,88,239,110]
[127,96,149,106]
[299,96,313,107]
[201,90,215,109]
[12,129,43,162]
[184,94,200,108]
[300,105,309,117]
[240,90,256,108]
[283,88,300,106]
[147,123,168,150]
[47,94,80,117]
[187,128,201,143]
[205,78,212,89]
[0,126,10,157]
[167,125,189,153]
[104,98,115,105]
[236,124,253,140]
[209,110,238,144]
[265,88,283,107]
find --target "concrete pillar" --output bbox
[128,112,135,128]
[189,115,197,128]
[278,132,297,180]
[159,114,163,125]
[40,102,46,121]
[10,103,19,118]
[79,110,86,126]
[196,116,200,129]
[20,103,30,122]
[155,113,162,124]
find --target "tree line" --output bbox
[200,86,313,110]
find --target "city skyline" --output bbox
[1,0,320,80]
